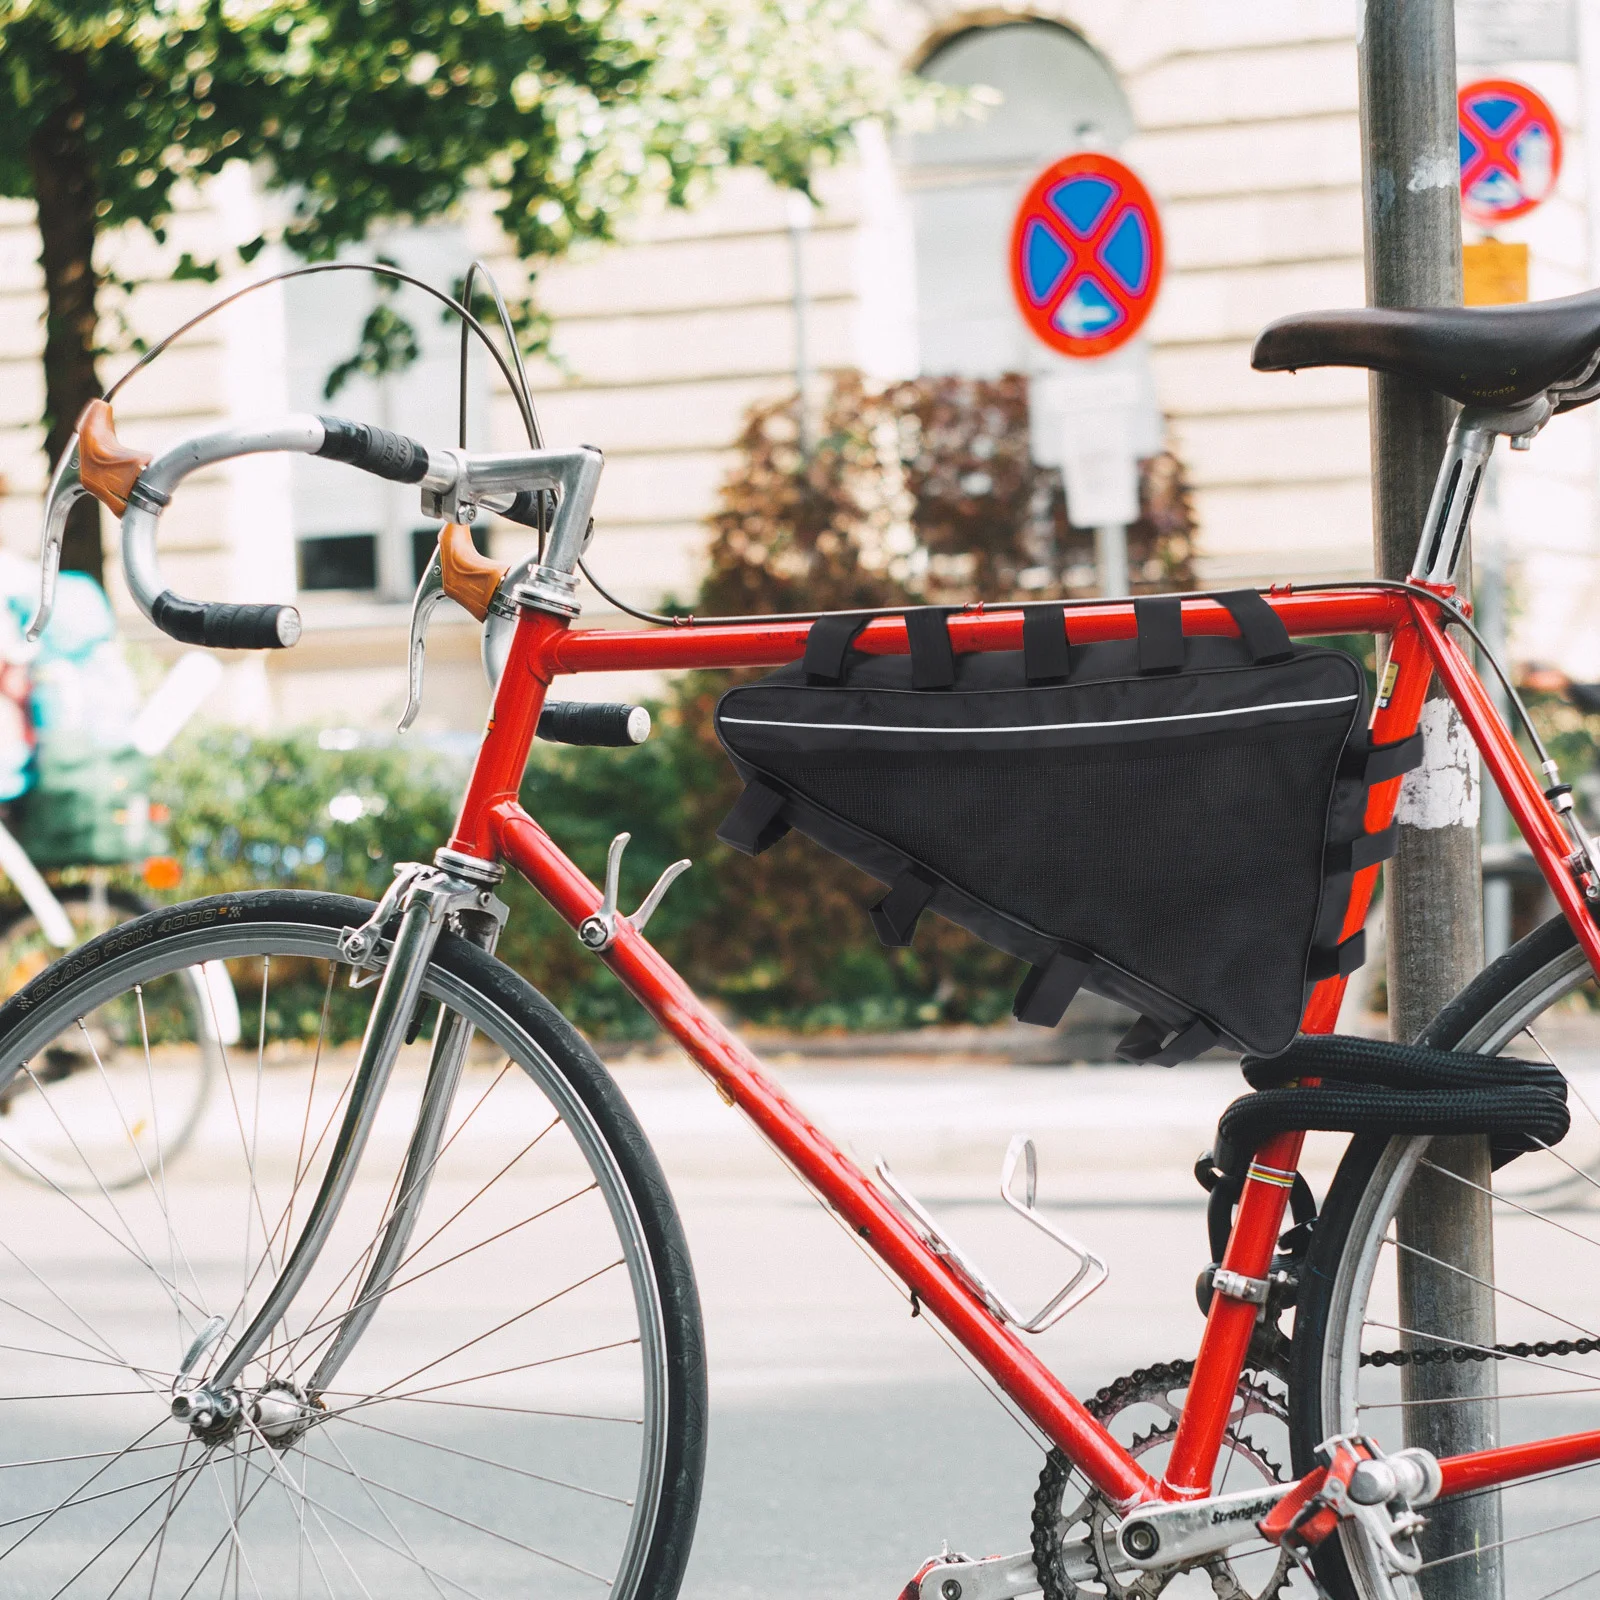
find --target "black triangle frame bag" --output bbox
[714,591,1420,1065]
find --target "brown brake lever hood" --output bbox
[76,399,152,516]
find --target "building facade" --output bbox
[0,0,1597,733]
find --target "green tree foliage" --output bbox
[0,0,917,579]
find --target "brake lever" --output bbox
[28,432,85,642]
[398,547,448,733]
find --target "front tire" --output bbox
[0,889,707,1600]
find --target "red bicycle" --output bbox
[6,267,1600,1600]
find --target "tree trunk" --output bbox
[27,49,103,584]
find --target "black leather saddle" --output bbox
[1252,287,1600,408]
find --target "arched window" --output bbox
[908,21,1134,376]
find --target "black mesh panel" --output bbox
[758,723,1347,1048]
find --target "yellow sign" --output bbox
[1464,239,1529,305]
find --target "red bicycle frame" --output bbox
[441,582,1600,1512]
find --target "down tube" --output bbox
[491,799,1163,1509]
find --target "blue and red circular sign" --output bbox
[1009,152,1163,359]
[1459,78,1563,225]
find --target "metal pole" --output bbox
[787,191,813,458]
[1359,9,1499,1598]
[1094,524,1129,597]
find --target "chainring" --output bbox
[1032,1358,1297,1600]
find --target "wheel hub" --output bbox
[172,1379,314,1447]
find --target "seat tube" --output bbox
[1162,1129,1304,1495]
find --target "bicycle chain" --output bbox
[1362,1335,1600,1368]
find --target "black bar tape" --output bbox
[315,416,430,483]
[536,701,650,747]
[150,593,299,650]
[500,489,550,530]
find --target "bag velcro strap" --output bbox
[1347,731,1425,786]
[868,868,938,948]
[1023,608,1071,684]
[803,614,872,684]
[1012,946,1091,1027]
[905,608,956,690]
[1325,824,1399,876]
[1134,596,1185,674]
[1307,930,1367,983]
[1117,1014,1220,1066]
[715,779,791,856]
[1215,589,1294,663]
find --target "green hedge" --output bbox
[153,718,1023,1041]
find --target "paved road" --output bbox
[618,1057,1305,1600]
[4,1044,1600,1599]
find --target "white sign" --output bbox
[1457,0,1575,62]
[1061,408,1139,529]
[1031,368,1142,528]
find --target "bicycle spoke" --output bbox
[300,1438,612,1584]
[1384,1233,1600,1339]
[1359,1384,1600,1410]
[1420,1155,1600,1250]
[363,1258,626,1401]
[229,1445,477,1600]
[318,1427,450,1600]
[272,1091,553,1377]
[3,1073,203,1327]
[75,1014,209,1312]
[269,1174,595,1376]
[0,1419,169,1556]
[337,1412,632,1505]
[329,1334,643,1413]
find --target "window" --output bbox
[298,534,378,592]
[907,23,1135,377]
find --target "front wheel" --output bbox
[1292,913,1600,1600]
[0,889,707,1600]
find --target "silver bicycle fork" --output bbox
[172,851,507,1439]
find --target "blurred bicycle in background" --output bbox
[0,557,238,1189]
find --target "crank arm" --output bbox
[914,1549,1055,1600]
[1117,1481,1295,1571]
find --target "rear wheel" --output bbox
[0,889,707,1599]
[0,881,222,1190]
[1292,914,1600,1600]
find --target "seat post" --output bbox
[1409,396,1550,583]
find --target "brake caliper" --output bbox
[1258,1435,1441,1600]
